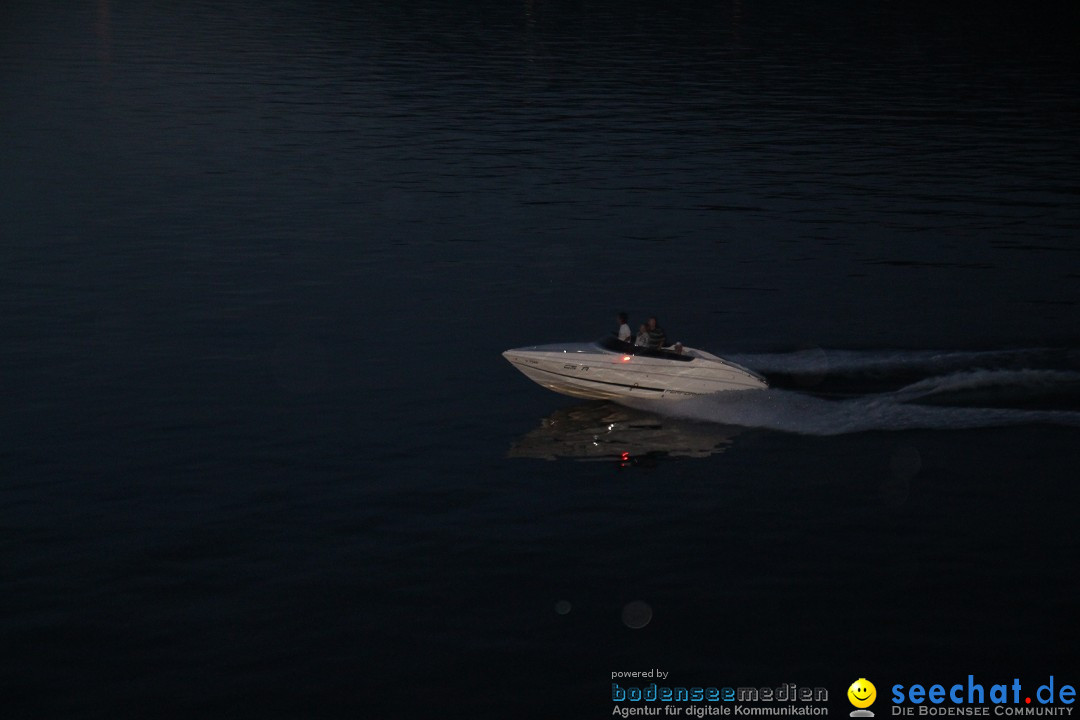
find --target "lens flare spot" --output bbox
[621,601,653,629]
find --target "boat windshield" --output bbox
[597,336,693,362]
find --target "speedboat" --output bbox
[502,336,767,402]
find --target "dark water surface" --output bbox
[3,1,1079,717]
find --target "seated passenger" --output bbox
[615,312,632,343]
[635,324,649,347]
[645,317,666,349]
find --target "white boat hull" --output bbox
[502,341,767,401]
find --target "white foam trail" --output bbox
[888,368,1080,403]
[724,347,1075,376]
[627,365,1080,436]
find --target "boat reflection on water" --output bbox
[508,402,739,465]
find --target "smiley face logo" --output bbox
[848,678,877,709]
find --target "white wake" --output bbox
[630,349,1080,436]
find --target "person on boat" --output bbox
[645,317,666,349]
[634,323,649,346]
[615,312,632,343]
